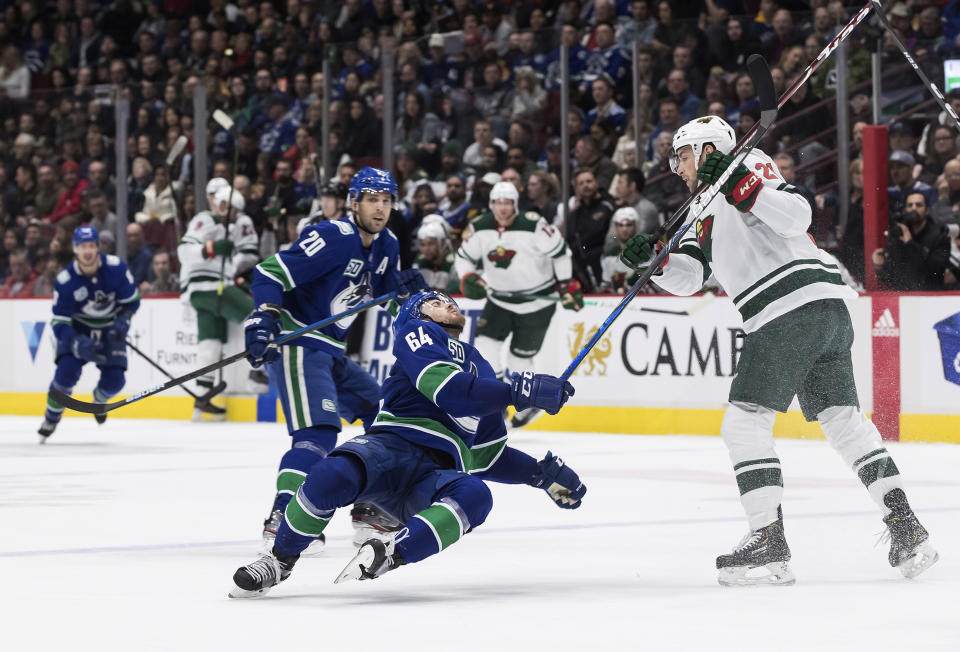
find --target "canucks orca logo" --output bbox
[21,321,46,362]
[486,246,516,269]
[331,272,373,329]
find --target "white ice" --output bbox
[1,416,957,652]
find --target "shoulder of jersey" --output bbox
[309,218,356,239]
[56,267,73,285]
[105,254,122,267]
[470,211,497,232]
[515,211,545,231]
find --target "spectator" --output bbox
[0,228,22,280]
[85,191,119,236]
[712,17,763,73]
[464,119,507,168]
[125,222,153,287]
[574,135,619,192]
[837,158,866,286]
[128,157,154,218]
[567,167,615,291]
[259,95,300,154]
[474,61,514,135]
[13,162,38,217]
[585,22,629,86]
[543,23,588,90]
[0,250,37,298]
[873,192,951,291]
[23,220,46,268]
[662,68,701,123]
[888,150,937,214]
[86,161,116,203]
[395,92,444,154]
[31,256,59,297]
[0,45,31,100]
[643,131,688,219]
[526,169,561,226]
[647,97,684,159]
[586,75,627,134]
[933,159,960,226]
[511,66,546,123]
[438,174,471,232]
[614,168,659,234]
[135,165,180,224]
[600,207,640,294]
[45,161,88,226]
[141,250,180,295]
[764,8,802,64]
[619,1,659,51]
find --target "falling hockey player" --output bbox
[38,226,140,441]
[229,290,584,597]
[455,181,583,429]
[243,167,430,553]
[619,115,939,586]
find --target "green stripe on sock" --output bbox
[736,467,783,495]
[276,470,307,495]
[284,495,329,536]
[857,456,900,487]
[732,457,780,471]
[47,396,64,411]
[288,347,307,430]
[853,448,887,468]
[417,503,462,550]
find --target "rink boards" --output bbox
[2,294,958,442]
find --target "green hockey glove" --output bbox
[697,151,762,213]
[460,273,487,300]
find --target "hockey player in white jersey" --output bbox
[620,116,938,585]
[178,182,263,418]
[455,181,583,428]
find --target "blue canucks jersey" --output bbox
[251,216,401,357]
[50,254,141,341]
[371,319,513,473]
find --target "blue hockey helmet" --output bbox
[392,290,460,338]
[72,225,99,246]
[349,166,398,202]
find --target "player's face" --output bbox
[75,241,99,266]
[418,237,439,260]
[492,198,516,224]
[420,296,466,330]
[352,191,392,233]
[673,145,698,192]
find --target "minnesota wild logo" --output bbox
[696,117,713,124]
[696,214,714,262]
[487,246,517,269]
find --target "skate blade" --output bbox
[334,546,377,584]
[898,541,939,579]
[228,584,273,599]
[718,562,796,587]
[193,408,228,422]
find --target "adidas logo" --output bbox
[872,308,900,337]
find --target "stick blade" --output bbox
[166,135,189,166]
[49,388,111,415]
[746,54,778,120]
[212,109,235,130]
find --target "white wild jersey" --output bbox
[178,210,260,299]
[455,210,572,314]
[656,149,856,332]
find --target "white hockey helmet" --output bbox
[420,213,452,239]
[213,185,245,213]
[488,180,519,213]
[670,115,736,173]
[206,177,230,198]
[417,219,451,255]
[612,206,639,225]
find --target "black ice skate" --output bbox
[881,489,939,579]
[350,503,402,548]
[229,549,299,598]
[716,513,795,587]
[510,407,542,429]
[94,413,107,425]
[334,538,404,584]
[192,396,226,421]
[262,507,324,556]
[37,419,58,444]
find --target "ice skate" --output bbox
[37,419,58,444]
[716,515,795,587]
[192,397,227,422]
[247,369,270,394]
[229,549,299,598]
[334,537,404,584]
[510,407,542,429]
[350,503,402,548]
[881,489,939,579]
[261,508,325,556]
[94,413,107,425]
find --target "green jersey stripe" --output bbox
[734,258,839,305]
[374,411,471,470]
[415,361,462,403]
[287,347,307,430]
[278,310,347,349]
[276,469,308,496]
[118,290,141,304]
[258,256,294,291]
[470,436,507,472]
[738,268,846,321]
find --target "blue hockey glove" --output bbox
[396,268,430,299]
[71,334,99,363]
[108,311,132,341]
[244,307,281,368]
[531,451,586,509]
[510,371,575,415]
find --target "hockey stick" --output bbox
[166,135,189,241]
[869,0,960,132]
[488,291,712,315]
[125,338,214,401]
[50,293,397,415]
[212,109,240,386]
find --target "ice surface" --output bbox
[0,416,957,651]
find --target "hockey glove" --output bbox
[108,311,133,341]
[555,279,584,311]
[619,233,666,271]
[510,371,575,415]
[531,451,586,509]
[460,273,487,300]
[203,238,235,259]
[244,306,281,368]
[696,151,762,213]
[395,268,430,299]
[71,334,99,363]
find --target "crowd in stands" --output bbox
[1,0,960,301]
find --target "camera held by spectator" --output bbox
[872,192,951,291]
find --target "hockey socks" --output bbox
[273,427,339,512]
[395,477,492,564]
[44,382,71,424]
[273,454,364,557]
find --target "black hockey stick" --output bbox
[125,338,226,402]
[870,0,960,132]
[51,292,397,415]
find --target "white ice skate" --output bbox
[350,504,402,548]
[334,538,403,584]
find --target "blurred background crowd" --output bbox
[1,0,960,301]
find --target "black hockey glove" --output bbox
[531,451,586,509]
[510,371,575,415]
